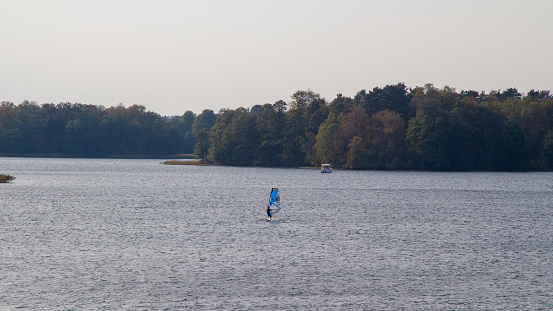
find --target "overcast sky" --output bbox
[1,0,552,116]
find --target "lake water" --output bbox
[1,158,552,310]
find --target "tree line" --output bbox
[0,101,216,157]
[2,83,553,171]
[202,83,553,171]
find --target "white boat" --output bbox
[321,164,332,173]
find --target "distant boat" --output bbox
[321,164,332,173]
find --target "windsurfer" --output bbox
[266,205,272,220]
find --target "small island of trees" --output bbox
[0,174,15,183]
[2,83,553,171]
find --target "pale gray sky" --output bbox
[1,0,552,116]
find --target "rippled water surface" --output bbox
[1,158,553,310]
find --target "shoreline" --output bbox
[0,153,194,160]
[1,155,549,172]
[162,160,218,166]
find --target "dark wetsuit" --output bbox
[266,206,272,219]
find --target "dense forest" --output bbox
[0,102,216,157]
[2,83,553,171]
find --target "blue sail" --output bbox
[268,188,280,213]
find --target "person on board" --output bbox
[266,205,272,220]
